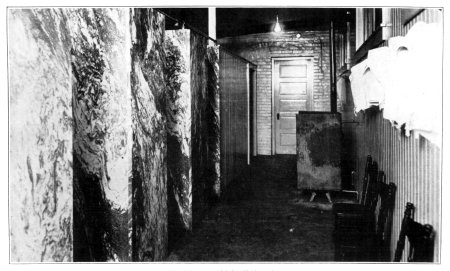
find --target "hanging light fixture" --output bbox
[274,15,282,33]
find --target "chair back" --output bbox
[375,174,397,261]
[394,202,435,262]
[407,220,435,262]
[360,155,373,204]
[364,161,379,212]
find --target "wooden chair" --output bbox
[333,154,398,262]
[360,155,373,205]
[394,202,435,262]
[374,173,397,261]
[333,155,374,213]
[333,155,380,261]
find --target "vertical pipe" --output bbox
[330,21,337,112]
[208,7,216,46]
[346,19,351,69]
[246,63,250,165]
[382,8,393,41]
[355,8,364,48]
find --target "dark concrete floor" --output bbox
[167,155,335,261]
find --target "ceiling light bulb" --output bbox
[274,15,282,33]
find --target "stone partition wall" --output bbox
[165,30,221,247]
[165,30,192,249]
[206,45,221,198]
[9,9,73,262]
[70,8,132,262]
[190,32,212,227]
[9,7,169,262]
[130,8,168,261]
[9,7,219,262]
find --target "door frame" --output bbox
[271,56,314,155]
[246,63,250,165]
[249,67,257,158]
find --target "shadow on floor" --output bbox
[167,155,335,261]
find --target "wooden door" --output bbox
[273,58,313,154]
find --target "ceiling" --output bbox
[160,8,355,39]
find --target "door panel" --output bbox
[279,99,307,111]
[280,116,296,129]
[280,82,307,95]
[274,58,313,154]
[280,133,296,146]
[280,65,307,77]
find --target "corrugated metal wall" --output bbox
[353,110,441,262]
[379,8,442,48]
[355,109,441,261]
[391,8,443,37]
[219,49,250,191]
[351,8,442,262]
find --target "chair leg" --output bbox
[326,192,333,203]
[309,192,317,202]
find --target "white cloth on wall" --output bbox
[382,36,416,132]
[385,22,442,145]
[365,47,395,109]
[337,77,347,104]
[349,60,369,112]
[349,21,442,146]
[349,58,385,112]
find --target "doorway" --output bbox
[272,57,314,154]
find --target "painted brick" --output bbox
[219,31,335,154]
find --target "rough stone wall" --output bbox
[9,7,219,262]
[130,8,168,261]
[165,30,193,248]
[190,32,211,226]
[70,9,132,261]
[219,31,332,155]
[9,9,73,262]
[165,31,221,248]
[206,45,221,198]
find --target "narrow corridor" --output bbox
[8,7,442,262]
[168,155,334,261]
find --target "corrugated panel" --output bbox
[353,109,441,262]
[219,49,249,190]
[391,8,442,37]
[352,9,442,261]
[379,8,442,48]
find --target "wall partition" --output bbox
[219,50,251,191]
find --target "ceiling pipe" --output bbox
[330,20,337,113]
[155,8,257,67]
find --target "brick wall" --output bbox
[219,31,333,155]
